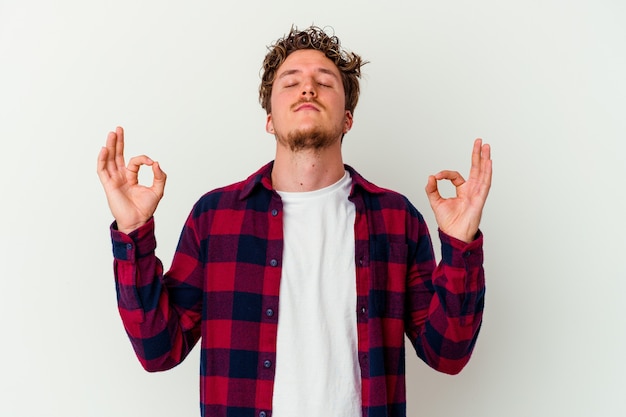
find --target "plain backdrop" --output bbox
[1,1,625,416]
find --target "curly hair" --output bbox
[259,26,366,114]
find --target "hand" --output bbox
[96,126,167,234]
[425,138,492,243]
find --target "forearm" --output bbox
[111,218,200,371]
[407,230,485,374]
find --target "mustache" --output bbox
[290,98,324,111]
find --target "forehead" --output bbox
[277,49,341,77]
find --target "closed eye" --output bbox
[316,76,335,88]
[281,79,298,88]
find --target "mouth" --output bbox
[293,101,320,112]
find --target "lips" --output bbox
[293,100,321,112]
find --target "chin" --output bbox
[280,126,342,152]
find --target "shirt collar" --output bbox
[239,161,386,200]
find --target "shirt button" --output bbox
[271,209,278,216]
[270,259,278,267]
[265,308,274,317]
[361,307,367,314]
[263,360,272,368]
[126,243,133,250]
[259,412,267,417]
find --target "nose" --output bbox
[301,78,316,97]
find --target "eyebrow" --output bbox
[277,67,339,80]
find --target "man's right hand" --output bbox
[96,126,167,234]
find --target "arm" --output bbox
[406,139,491,373]
[97,127,202,370]
[96,126,166,234]
[111,217,203,371]
[405,223,485,375]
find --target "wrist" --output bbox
[439,227,478,244]
[114,220,147,235]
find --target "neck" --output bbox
[271,141,345,192]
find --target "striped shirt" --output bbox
[110,161,485,417]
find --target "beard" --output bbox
[273,98,346,152]
[275,115,345,152]
[279,126,341,152]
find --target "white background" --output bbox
[1,1,625,416]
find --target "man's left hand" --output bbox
[425,138,492,243]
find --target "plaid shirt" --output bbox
[111,162,485,417]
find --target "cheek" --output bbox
[271,92,295,115]
[270,93,289,115]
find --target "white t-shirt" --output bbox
[272,171,361,416]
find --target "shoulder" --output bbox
[191,162,274,218]
[347,165,422,219]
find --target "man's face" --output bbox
[266,49,353,151]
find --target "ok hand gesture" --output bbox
[425,139,492,243]
[96,127,167,234]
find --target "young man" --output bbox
[97,26,492,417]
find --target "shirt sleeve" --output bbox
[404,222,485,375]
[111,216,203,372]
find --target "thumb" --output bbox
[425,175,441,205]
[150,161,167,196]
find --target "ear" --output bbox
[265,114,275,134]
[343,110,354,134]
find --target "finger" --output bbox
[480,142,491,161]
[425,175,442,204]
[125,155,154,185]
[434,170,465,187]
[104,130,118,168]
[480,143,493,187]
[102,130,124,180]
[469,138,484,180]
[150,161,167,197]
[126,155,154,172]
[114,126,126,171]
[472,142,492,200]
[96,146,111,182]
